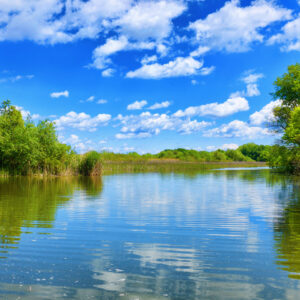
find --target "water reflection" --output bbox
[0,170,299,299]
[0,177,103,254]
[274,180,300,279]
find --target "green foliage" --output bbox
[272,63,300,133]
[0,100,74,175]
[225,149,253,162]
[282,107,300,146]
[101,147,266,163]
[273,63,300,108]
[238,143,271,162]
[269,64,300,174]
[79,151,102,176]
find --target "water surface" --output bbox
[0,169,299,299]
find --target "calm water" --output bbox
[0,169,299,299]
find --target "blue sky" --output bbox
[0,0,299,153]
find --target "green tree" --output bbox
[269,64,300,174]
[272,63,300,132]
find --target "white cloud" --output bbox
[200,66,215,75]
[191,79,198,85]
[141,55,157,65]
[116,132,152,139]
[242,72,264,96]
[249,100,282,125]
[127,100,148,110]
[63,134,96,153]
[206,145,217,151]
[102,68,115,77]
[115,111,211,138]
[0,0,133,44]
[174,96,249,118]
[242,73,264,84]
[190,46,210,57]
[86,96,95,102]
[50,90,69,98]
[64,134,80,144]
[15,105,40,120]
[178,119,211,134]
[268,15,300,51]
[189,0,292,52]
[91,35,155,70]
[0,74,34,83]
[204,120,272,139]
[206,143,239,151]
[54,111,111,132]
[221,143,239,150]
[231,72,264,97]
[97,99,108,104]
[126,56,207,79]
[92,36,128,69]
[246,84,260,97]
[114,0,186,41]
[148,101,171,110]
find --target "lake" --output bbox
[0,168,299,299]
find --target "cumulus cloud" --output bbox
[242,72,264,97]
[268,16,300,51]
[204,120,272,139]
[190,46,210,57]
[141,55,158,65]
[177,119,211,134]
[249,100,282,125]
[242,73,264,84]
[101,68,115,77]
[62,134,96,153]
[54,111,111,132]
[126,56,208,79]
[127,100,148,110]
[174,97,249,118]
[148,101,171,110]
[91,35,155,69]
[115,111,211,138]
[0,0,133,44]
[88,0,186,71]
[114,0,186,41]
[50,90,69,98]
[189,0,292,52]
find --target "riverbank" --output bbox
[101,160,267,175]
[0,161,268,177]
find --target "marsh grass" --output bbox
[101,160,267,175]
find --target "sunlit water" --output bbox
[0,169,299,299]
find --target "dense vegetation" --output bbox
[268,63,300,174]
[0,101,101,176]
[100,143,270,163]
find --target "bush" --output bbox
[79,151,102,176]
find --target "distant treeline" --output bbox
[100,143,271,163]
